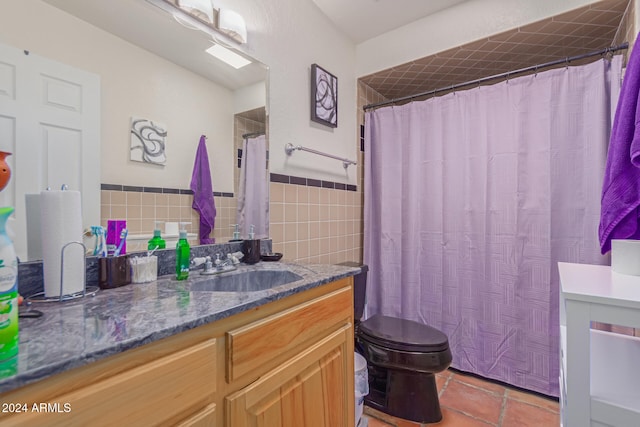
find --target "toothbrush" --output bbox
[96,226,107,258]
[113,228,128,257]
[89,226,101,256]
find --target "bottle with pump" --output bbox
[229,224,242,242]
[148,221,166,251]
[175,222,190,280]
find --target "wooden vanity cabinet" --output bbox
[0,277,354,427]
[225,285,354,426]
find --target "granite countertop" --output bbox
[0,262,360,394]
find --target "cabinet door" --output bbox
[176,403,216,427]
[226,325,353,427]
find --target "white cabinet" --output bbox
[558,262,640,427]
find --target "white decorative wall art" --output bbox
[130,117,167,165]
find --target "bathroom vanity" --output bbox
[558,262,640,427]
[0,263,358,426]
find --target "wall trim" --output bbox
[101,184,234,198]
[269,174,357,191]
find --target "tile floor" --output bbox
[362,369,560,427]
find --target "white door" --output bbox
[0,42,100,261]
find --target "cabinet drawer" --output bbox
[6,338,217,427]
[226,284,352,381]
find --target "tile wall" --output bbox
[100,189,236,251]
[100,82,382,263]
[269,180,362,263]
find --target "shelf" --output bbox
[559,262,640,426]
[590,329,640,423]
[560,327,640,407]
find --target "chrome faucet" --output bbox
[190,256,215,274]
[191,254,236,275]
[213,253,235,272]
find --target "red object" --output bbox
[0,152,11,192]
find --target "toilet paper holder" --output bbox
[27,241,99,303]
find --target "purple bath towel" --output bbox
[600,38,640,253]
[190,135,216,244]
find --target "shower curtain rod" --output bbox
[242,132,265,139]
[363,42,629,111]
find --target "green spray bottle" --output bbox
[175,222,190,280]
[0,207,18,361]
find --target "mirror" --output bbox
[3,0,268,261]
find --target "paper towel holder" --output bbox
[27,241,99,303]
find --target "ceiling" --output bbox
[42,0,267,90]
[42,0,631,103]
[359,0,631,102]
[311,0,469,44]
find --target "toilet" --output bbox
[345,262,452,423]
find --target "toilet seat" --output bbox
[359,314,449,353]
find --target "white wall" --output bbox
[234,81,267,114]
[0,0,236,192]
[217,0,358,185]
[357,0,606,77]
[2,0,358,188]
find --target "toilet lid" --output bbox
[359,315,449,353]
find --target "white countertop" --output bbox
[558,262,640,310]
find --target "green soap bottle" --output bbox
[0,207,18,361]
[175,228,190,280]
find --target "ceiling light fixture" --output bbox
[176,0,214,24]
[205,44,251,69]
[218,9,247,44]
[147,0,248,45]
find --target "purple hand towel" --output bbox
[190,135,216,245]
[600,38,640,254]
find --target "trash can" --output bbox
[355,351,369,427]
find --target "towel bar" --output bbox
[285,143,356,169]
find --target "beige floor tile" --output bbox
[428,407,494,426]
[501,399,559,427]
[439,380,503,425]
[451,371,505,395]
[505,388,559,413]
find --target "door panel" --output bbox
[0,42,100,261]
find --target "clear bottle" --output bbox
[175,225,190,281]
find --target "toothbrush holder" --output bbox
[98,255,132,289]
[242,239,261,264]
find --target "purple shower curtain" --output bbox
[364,57,622,396]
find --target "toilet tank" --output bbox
[337,262,368,321]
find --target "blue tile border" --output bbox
[101,184,234,198]
[270,174,357,191]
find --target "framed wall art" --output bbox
[130,117,167,165]
[310,63,338,128]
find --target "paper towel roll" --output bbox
[40,190,84,297]
[25,194,42,261]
